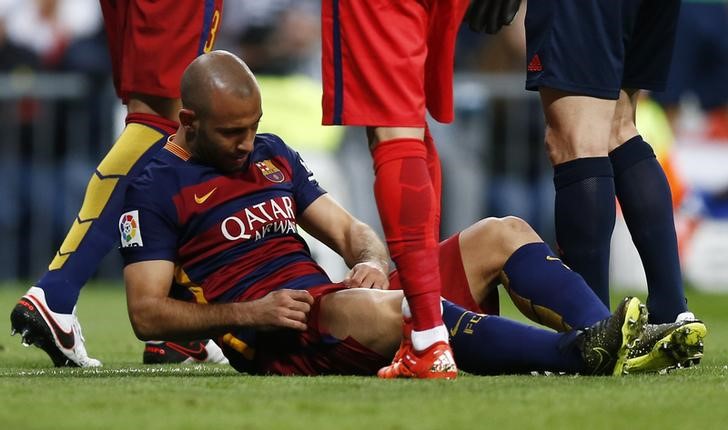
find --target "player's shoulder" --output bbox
[253,133,295,157]
[127,145,192,198]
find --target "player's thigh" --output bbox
[525,0,628,100]
[319,288,403,357]
[116,0,223,102]
[622,0,680,94]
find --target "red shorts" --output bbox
[223,284,389,376]
[321,0,469,127]
[389,233,500,315]
[222,235,498,376]
[100,0,223,103]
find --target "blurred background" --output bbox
[1,0,727,291]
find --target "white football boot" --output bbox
[10,286,101,367]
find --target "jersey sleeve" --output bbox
[275,136,327,214]
[119,177,179,265]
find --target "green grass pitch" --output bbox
[1,283,727,429]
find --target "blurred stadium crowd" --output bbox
[1,0,727,289]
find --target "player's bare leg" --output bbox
[320,289,403,359]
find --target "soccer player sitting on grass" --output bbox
[120,51,705,377]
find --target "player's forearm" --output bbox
[128,297,254,341]
[343,220,390,272]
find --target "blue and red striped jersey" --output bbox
[119,133,331,304]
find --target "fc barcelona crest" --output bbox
[255,160,285,183]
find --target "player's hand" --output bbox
[464,0,521,34]
[252,289,314,331]
[343,261,389,290]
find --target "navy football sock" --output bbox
[501,243,610,330]
[442,300,584,375]
[38,116,173,313]
[553,157,615,308]
[610,135,687,323]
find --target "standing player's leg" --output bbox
[368,126,455,378]
[9,111,175,367]
[611,0,691,324]
[322,0,471,378]
[525,0,636,307]
[539,90,617,307]
[609,90,688,323]
[10,0,224,367]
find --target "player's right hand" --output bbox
[253,289,314,332]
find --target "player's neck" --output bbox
[165,134,192,160]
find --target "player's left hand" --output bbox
[343,261,389,290]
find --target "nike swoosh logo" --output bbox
[547,255,572,271]
[194,187,217,204]
[165,341,209,361]
[449,312,468,337]
[25,295,76,350]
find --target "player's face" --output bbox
[194,90,262,173]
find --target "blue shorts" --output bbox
[525,0,681,99]
[651,3,728,110]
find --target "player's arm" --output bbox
[298,194,390,289]
[123,260,314,341]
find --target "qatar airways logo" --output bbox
[220,196,298,241]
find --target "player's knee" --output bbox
[544,126,574,164]
[609,90,640,149]
[496,216,539,247]
[609,120,640,151]
[471,217,539,251]
[499,216,534,236]
[544,124,608,165]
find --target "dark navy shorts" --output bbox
[525,0,681,99]
[651,3,728,110]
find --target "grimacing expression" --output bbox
[190,89,262,173]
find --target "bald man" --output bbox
[119,51,705,377]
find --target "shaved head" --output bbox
[176,51,263,173]
[181,50,260,118]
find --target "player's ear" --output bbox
[179,108,197,129]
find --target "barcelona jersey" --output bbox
[118,133,331,305]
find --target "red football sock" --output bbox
[372,138,442,331]
[424,125,442,240]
